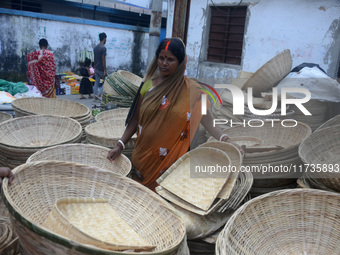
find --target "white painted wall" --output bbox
[0,14,149,79]
[168,0,340,84]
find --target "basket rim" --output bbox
[2,161,186,255]
[216,188,340,254]
[298,124,340,164]
[12,97,90,118]
[26,143,132,176]
[0,115,83,149]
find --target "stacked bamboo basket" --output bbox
[216,189,340,254]
[102,70,142,107]
[2,161,188,255]
[208,121,311,197]
[0,219,19,255]
[156,143,253,251]
[26,143,132,177]
[86,108,135,159]
[11,97,92,140]
[298,118,340,193]
[0,115,82,168]
[0,111,12,124]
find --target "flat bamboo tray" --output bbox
[95,108,130,122]
[43,197,155,251]
[157,148,232,211]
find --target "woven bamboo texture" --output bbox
[0,220,19,255]
[314,114,340,132]
[198,142,242,200]
[216,189,340,255]
[85,119,136,148]
[299,125,340,192]
[207,136,264,147]
[242,49,292,96]
[0,112,12,124]
[95,108,130,122]
[157,148,231,211]
[2,161,186,255]
[0,115,82,168]
[26,143,131,176]
[12,97,90,119]
[156,171,253,216]
[43,197,155,251]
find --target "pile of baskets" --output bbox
[208,121,311,197]
[11,97,92,139]
[102,70,142,107]
[298,117,340,193]
[86,108,135,159]
[0,115,82,168]
[2,161,187,254]
[156,143,253,244]
[216,189,340,254]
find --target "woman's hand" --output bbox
[0,167,14,185]
[107,146,122,162]
[220,136,245,156]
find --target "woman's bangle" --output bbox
[117,139,125,150]
[219,134,229,141]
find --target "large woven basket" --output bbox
[314,114,340,132]
[85,119,136,149]
[0,112,12,124]
[216,189,340,255]
[27,143,131,176]
[95,108,130,122]
[242,49,292,97]
[11,97,90,119]
[2,161,186,255]
[0,115,82,168]
[299,125,340,192]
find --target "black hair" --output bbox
[39,38,48,47]
[84,58,91,67]
[156,38,185,64]
[99,33,107,41]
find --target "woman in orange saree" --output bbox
[107,38,241,191]
[27,39,56,98]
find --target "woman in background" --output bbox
[27,38,56,98]
[79,58,94,99]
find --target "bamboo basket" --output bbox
[85,119,136,149]
[26,143,131,176]
[2,161,186,255]
[242,49,292,97]
[0,115,82,168]
[216,189,340,255]
[314,114,340,132]
[299,125,340,192]
[11,97,90,119]
[95,108,130,122]
[0,112,12,124]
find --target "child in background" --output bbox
[79,58,94,99]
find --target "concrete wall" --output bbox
[0,11,150,81]
[167,0,340,84]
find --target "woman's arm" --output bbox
[107,94,143,161]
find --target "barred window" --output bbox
[207,6,247,65]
